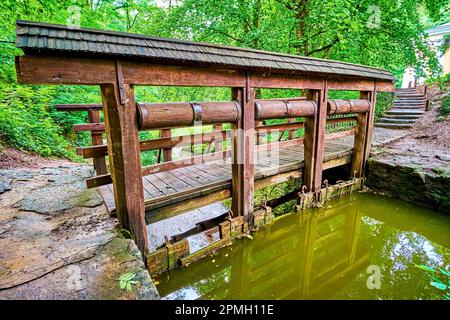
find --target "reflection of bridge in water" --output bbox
[158,194,369,300]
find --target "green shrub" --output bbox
[0,83,75,158]
[439,93,450,118]
[375,92,394,119]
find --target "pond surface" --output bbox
[156,193,450,300]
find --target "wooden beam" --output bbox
[80,129,230,159]
[16,56,116,85]
[375,80,395,92]
[231,81,255,219]
[250,73,323,90]
[87,110,107,175]
[325,129,355,140]
[351,91,370,178]
[363,87,377,170]
[73,123,105,132]
[303,81,328,192]
[160,129,172,162]
[101,82,148,255]
[16,55,395,92]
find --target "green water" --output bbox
[156,193,450,300]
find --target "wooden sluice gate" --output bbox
[14,21,395,272]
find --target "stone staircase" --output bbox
[376,87,427,129]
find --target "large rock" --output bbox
[367,157,450,213]
[0,165,159,300]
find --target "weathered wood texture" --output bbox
[16,55,395,92]
[231,84,255,219]
[101,82,148,255]
[87,110,107,175]
[137,101,240,130]
[98,141,353,223]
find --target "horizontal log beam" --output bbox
[255,100,316,120]
[137,101,240,130]
[73,123,105,132]
[327,99,370,115]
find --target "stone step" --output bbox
[394,104,426,107]
[392,105,424,109]
[386,109,424,115]
[395,94,425,98]
[375,122,413,129]
[394,101,426,104]
[395,99,426,103]
[377,118,416,124]
[396,88,418,92]
[384,114,421,119]
[395,98,426,102]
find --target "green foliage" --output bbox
[439,93,450,118]
[0,0,447,158]
[415,264,450,299]
[0,83,75,157]
[118,271,139,292]
[375,92,395,119]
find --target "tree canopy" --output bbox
[0,0,448,158]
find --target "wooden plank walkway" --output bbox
[99,141,353,223]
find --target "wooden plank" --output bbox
[142,176,165,199]
[155,171,192,192]
[101,82,148,255]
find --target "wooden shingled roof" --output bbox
[16,20,395,81]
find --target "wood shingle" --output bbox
[15,20,395,81]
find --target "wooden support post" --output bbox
[231,81,255,220]
[255,120,265,145]
[303,82,328,193]
[161,129,172,161]
[101,82,148,255]
[288,118,296,140]
[363,86,377,169]
[213,123,223,152]
[351,91,370,178]
[87,110,108,175]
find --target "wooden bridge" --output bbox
[15,21,395,261]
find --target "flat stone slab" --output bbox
[0,164,159,300]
